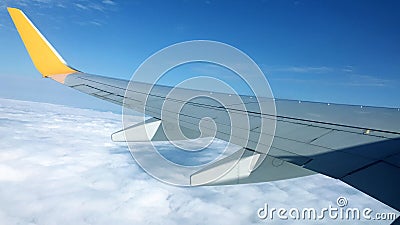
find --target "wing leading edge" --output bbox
[8,7,400,212]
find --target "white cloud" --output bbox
[344,74,393,87]
[269,66,333,74]
[3,0,116,12]
[0,98,397,224]
[75,3,88,10]
[102,0,116,5]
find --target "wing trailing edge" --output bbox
[191,148,315,186]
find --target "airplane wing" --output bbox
[8,8,400,212]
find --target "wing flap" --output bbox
[190,148,315,186]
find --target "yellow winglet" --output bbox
[8,8,77,78]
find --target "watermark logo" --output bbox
[336,196,348,207]
[257,197,398,221]
[122,40,276,186]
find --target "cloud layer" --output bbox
[0,98,397,224]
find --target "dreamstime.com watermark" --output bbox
[257,197,398,221]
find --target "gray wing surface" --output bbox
[64,73,400,211]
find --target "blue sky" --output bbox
[0,0,399,112]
